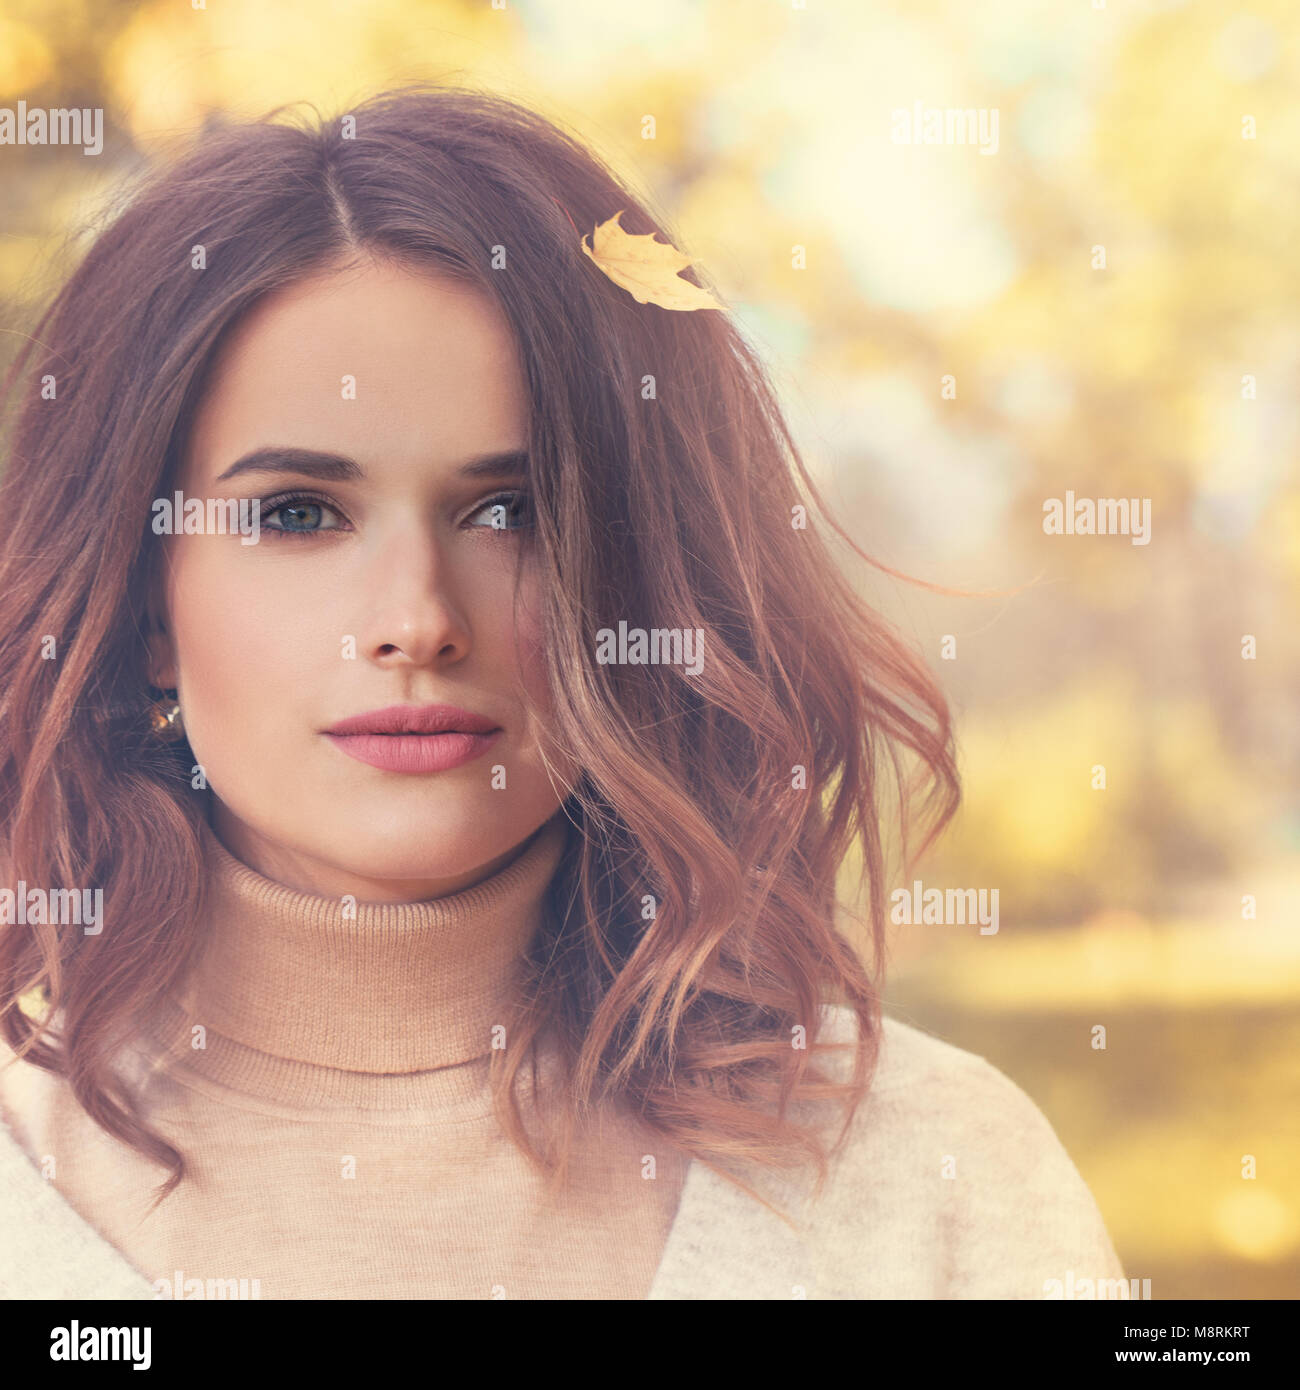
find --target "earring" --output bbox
[146,697,185,742]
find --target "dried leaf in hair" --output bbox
[580,210,725,312]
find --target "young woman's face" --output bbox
[148,256,574,900]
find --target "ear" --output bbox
[142,577,178,693]
[145,631,177,692]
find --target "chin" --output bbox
[315,824,484,870]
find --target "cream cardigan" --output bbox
[0,1006,1126,1299]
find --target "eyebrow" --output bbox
[212,447,530,484]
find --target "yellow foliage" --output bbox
[0,17,53,94]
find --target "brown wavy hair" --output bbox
[0,83,959,1216]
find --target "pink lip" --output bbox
[322,704,502,774]
[324,729,502,774]
[324,704,500,736]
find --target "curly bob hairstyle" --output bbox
[0,83,958,1215]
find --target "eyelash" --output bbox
[256,490,534,541]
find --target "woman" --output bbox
[0,84,1123,1299]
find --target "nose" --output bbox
[355,515,471,669]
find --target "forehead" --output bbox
[182,256,528,480]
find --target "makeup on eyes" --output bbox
[244,486,534,540]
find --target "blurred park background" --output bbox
[0,0,1296,1298]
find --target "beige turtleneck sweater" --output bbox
[0,812,689,1299]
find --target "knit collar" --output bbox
[144,813,569,1107]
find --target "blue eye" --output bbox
[466,491,534,531]
[250,489,531,540]
[259,494,345,538]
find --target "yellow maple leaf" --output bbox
[580,209,725,312]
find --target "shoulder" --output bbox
[0,1029,159,1300]
[0,1013,71,1154]
[0,1029,41,1142]
[817,1001,1010,1091]
[803,1005,1126,1298]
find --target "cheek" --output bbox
[502,565,583,795]
[506,569,551,709]
[166,547,313,751]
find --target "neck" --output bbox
[143,813,570,1102]
[206,802,540,901]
